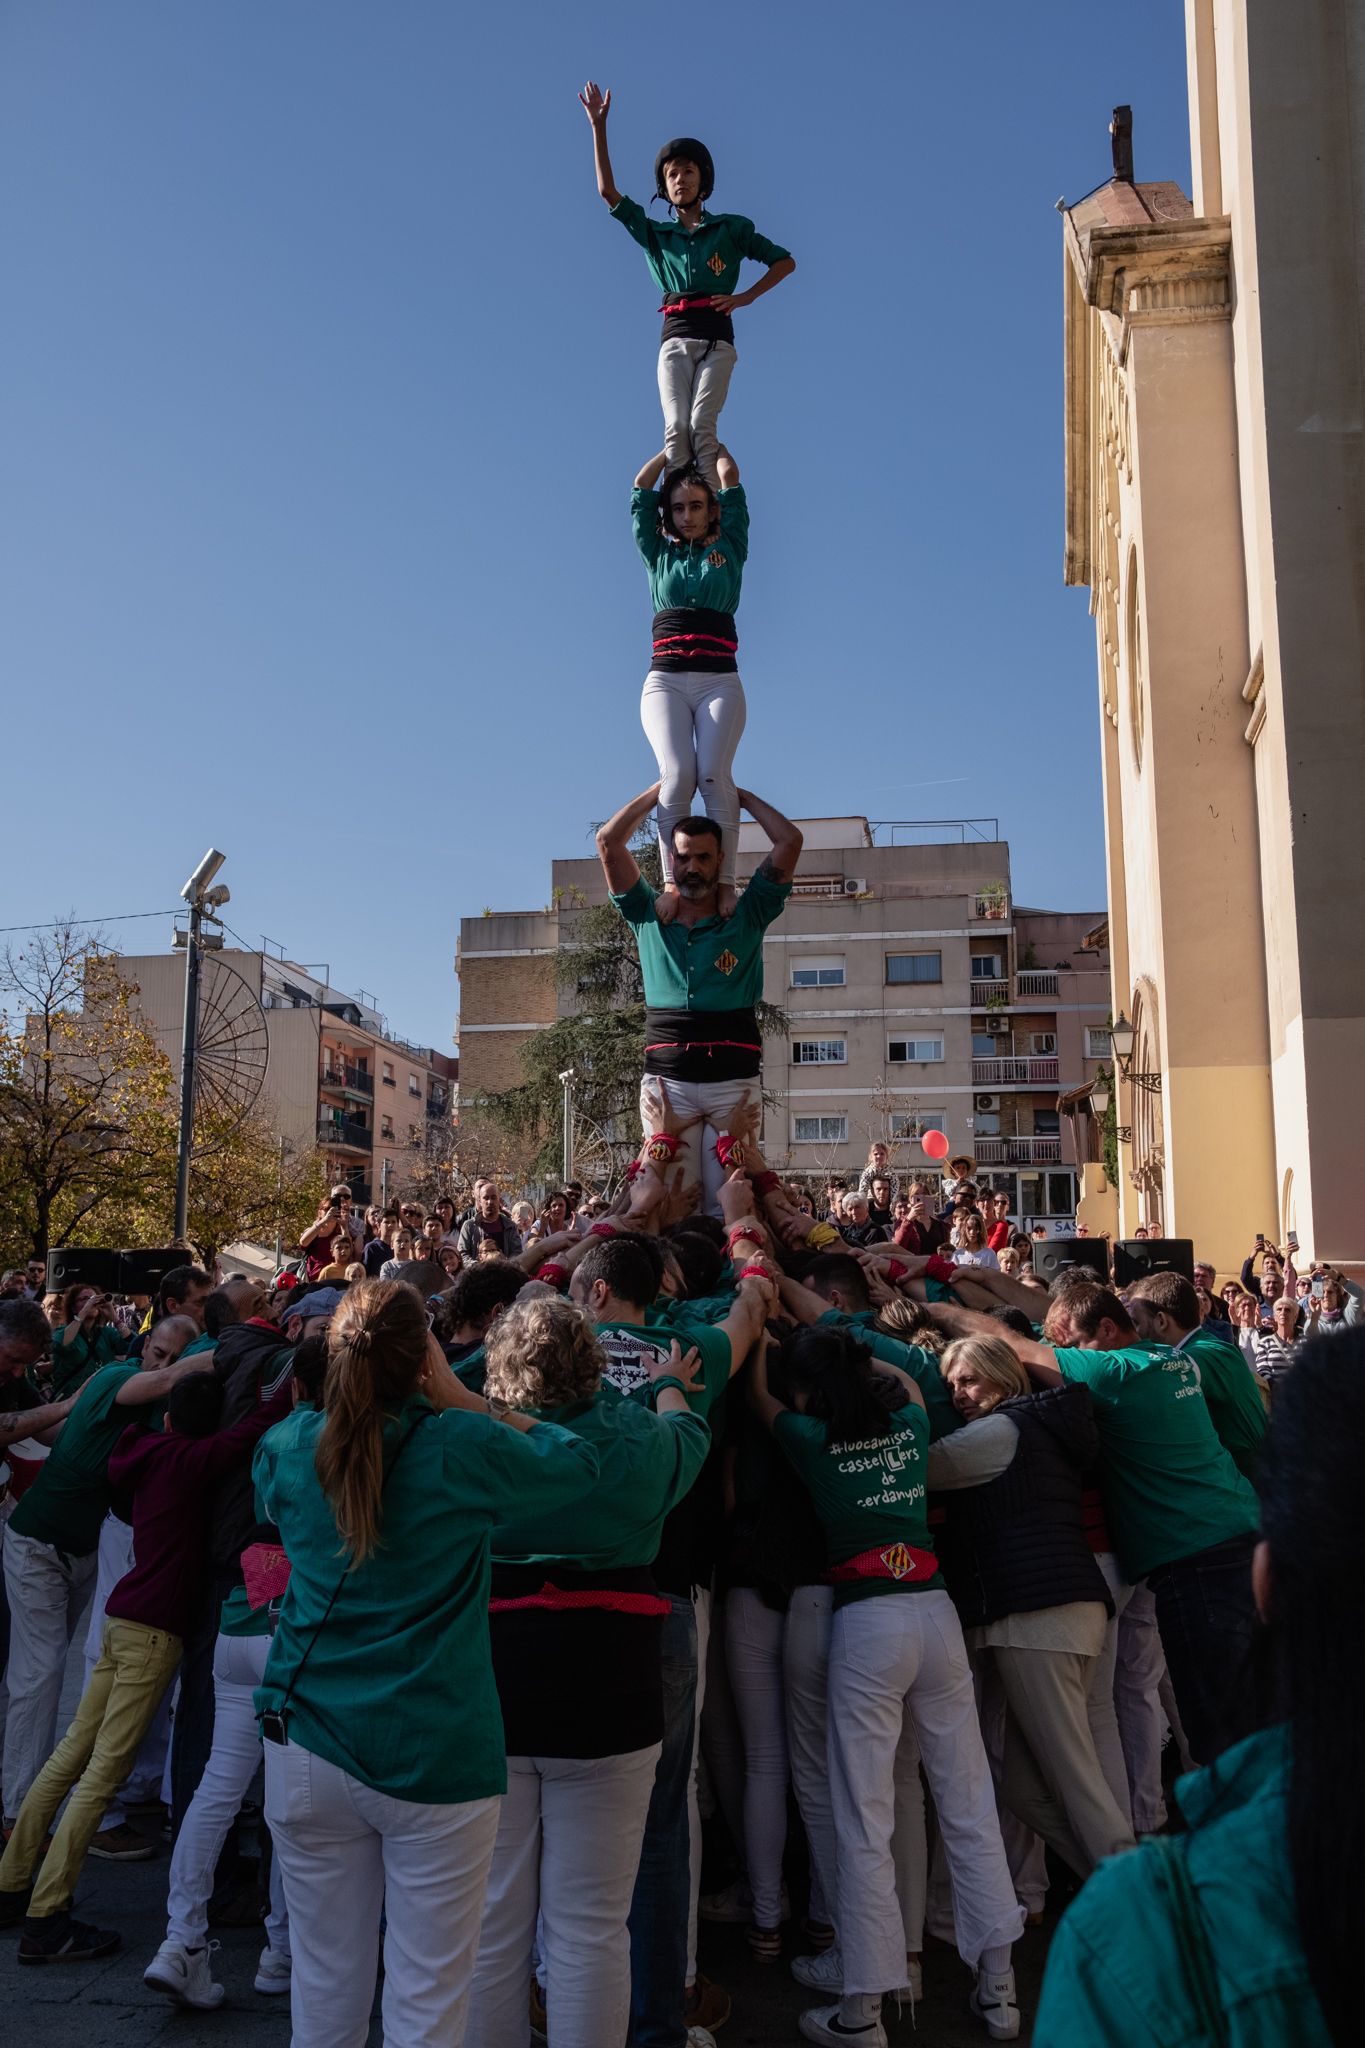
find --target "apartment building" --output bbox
[458,818,1112,1228]
[120,944,457,1208]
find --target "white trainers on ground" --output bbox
[255,1945,292,1994]
[792,1946,844,1992]
[144,1939,225,2009]
[797,2005,888,2046]
[970,1964,1021,2040]
[686,2030,717,2048]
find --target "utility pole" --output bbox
[559,1069,575,1188]
[381,1154,391,1207]
[273,1134,287,1270]
[175,849,228,1241]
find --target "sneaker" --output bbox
[685,1971,731,2030]
[970,1965,1021,2041]
[18,1912,121,1964]
[686,2031,717,2048]
[255,1945,291,1994]
[144,1939,225,2008]
[89,1822,156,1862]
[792,1946,843,1993]
[797,2006,888,2046]
[747,1920,782,1961]
[698,1877,751,1924]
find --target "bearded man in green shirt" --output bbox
[598,779,801,1225]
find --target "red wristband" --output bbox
[727,1224,764,1250]
[884,1258,908,1282]
[927,1254,958,1284]
[538,1262,568,1287]
[751,1170,780,1197]
[739,1265,771,1284]
[590,1221,617,1239]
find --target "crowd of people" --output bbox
[0,1134,1357,2047]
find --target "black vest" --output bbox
[933,1382,1113,1629]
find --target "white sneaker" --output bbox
[797,2006,888,2046]
[899,1956,924,2001]
[144,1939,225,2009]
[792,1945,844,1992]
[686,2030,717,2048]
[971,1964,1021,2040]
[255,1945,292,1995]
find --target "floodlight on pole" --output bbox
[181,849,226,904]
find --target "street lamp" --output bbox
[1108,1012,1162,1094]
[175,849,227,1239]
[559,1070,575,1188]
[1088,1081,1110,1117]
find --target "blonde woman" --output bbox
[950,1211,1000,1271]
[467,1297,709,2048]
[253,1280,599,2048]
[928,1335,1134,1880]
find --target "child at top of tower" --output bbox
[579,81,795,491]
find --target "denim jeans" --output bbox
[1149,1534,1258,1766]
[627,1592,697,2048]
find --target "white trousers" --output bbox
[725,1587,789,1928]
[639,1074,763,1221]
[84,1514,173,1821]
[1,1527,97,1819]
[829,1591,1023,1993]
[640,669,747,889]
[265,1738,499,2048]
[1114,1580,1172,1832]
[166,1632,288,1953]
[657,336,737,489]
[466,1743,660,2048]
[784,1584,925,1952]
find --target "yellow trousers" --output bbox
[0,1616,182,1919]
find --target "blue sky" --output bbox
[1,1,1190,1050]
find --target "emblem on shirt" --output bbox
[708,252,727,277]
[714,949,738,976]
[880,1543,916,1580]
[707,550,727,569]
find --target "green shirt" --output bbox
[632,485,748,617]
[648,1289,736,1331]
[492,1393,710,1571]
[773,1401,941,1606]
[9,1363,149,1556]
[1055,1342,1259,1580]
[611,867,790,1012]
[1178,1328,1268,1482]
[609,195,790,303]
[180,1332,217,1359]
[815,1309,962,1443]
[595,1316,733,1420]
[48,1322,123,1398]
[1035,1727,1324,2048]
[253,1397,600,1804]
[219,1583,271,1639]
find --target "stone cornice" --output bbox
[1064,214,1232,365]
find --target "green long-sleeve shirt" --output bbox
[609,195,790,304]
[632,485,748,616]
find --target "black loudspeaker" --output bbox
[44,1248,120,1293]
[45,1247,187,1297]
[1112,1237,1195,1287]
[1032,1236,1111,1287]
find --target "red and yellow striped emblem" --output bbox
[880,1544,916,1580]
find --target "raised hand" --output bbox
[578,80,611,125]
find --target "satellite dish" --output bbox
[193,954,269,1128]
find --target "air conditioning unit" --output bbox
[986,1015,1010,1036]
[843,877,868,895]
[1029,1032,1058,1055]
[975,1093,1001,1113]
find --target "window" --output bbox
[381,1115,395,1140]
[793,1116,848,1144]
[975,1109,1002,1137]
[790,956,845,988]
[885,951,941,985]
[888,1037,944,1063]
[890,1109,947,1139]
[408,1075,422,1096]
[1085,1027,1112,1059]
[1033,1108,1061,1137]
[972,1033,997,1058]
[971,954,1005,981]
[792,1038,846,1064]
[382,1061,395,1086]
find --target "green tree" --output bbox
[473,838,786,1186]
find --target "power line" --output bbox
[0,909,180,936]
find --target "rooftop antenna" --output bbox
[1111,105,1134,183]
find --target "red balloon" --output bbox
[921,1128,950,1161]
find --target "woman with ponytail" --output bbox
[252,1280,599,2048]
[1035,1330,1363,2047]
[750,1325,1024,2047]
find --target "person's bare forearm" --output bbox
[740,257,795,305]
[715,446,740,490]
[635,451,668,490]
[596,783,660,894]
[1,1397,73,1449]
[590,119,620,205]
[736,788,802,882]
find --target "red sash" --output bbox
[825,1542,939,1587]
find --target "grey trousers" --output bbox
[657,338,737,487]
[992,1644,1137,1878]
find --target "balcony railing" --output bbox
[974,1136,1062,1166]
[426,1095,448,1119]
[972,1057,1060,1086]
[321,1062,374,1099]
[970,979,1010,1004]
[1016,971,1060,998]
[317,1116,373,1154]
[972,892,1011,922]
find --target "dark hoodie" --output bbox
[208,1319,295,1579]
